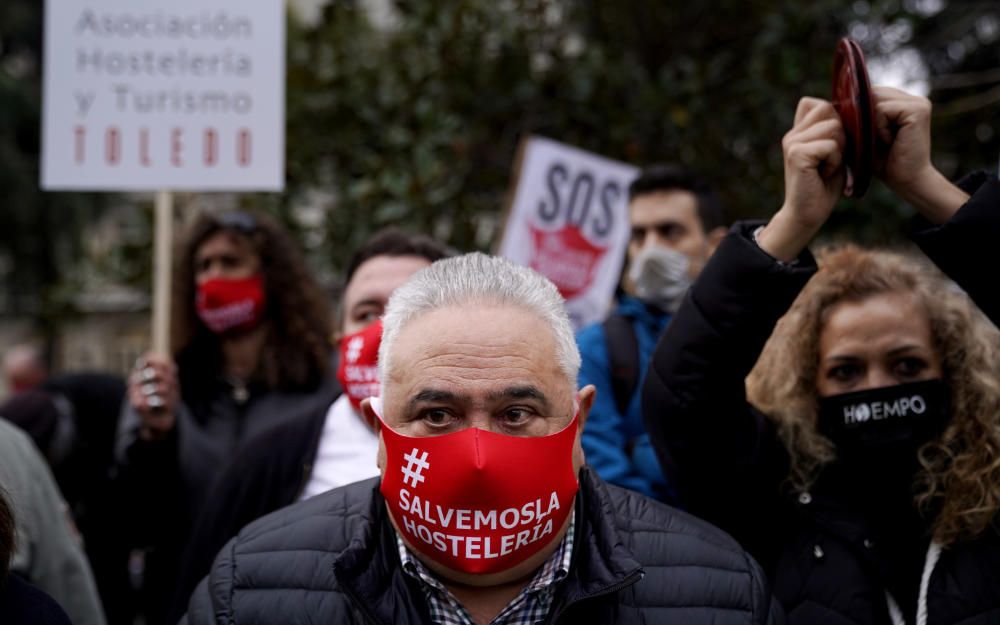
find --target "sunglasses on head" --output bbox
[212,211,257,233]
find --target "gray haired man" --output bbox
[182,253,782,625]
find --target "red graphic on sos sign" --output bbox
[528,225,605,300]
[499,137,637,329]
[527,159,622,300]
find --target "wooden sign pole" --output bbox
[152,190,174,356]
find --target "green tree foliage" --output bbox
[1,0,995,326]
[822,0,1000,241]
[0,0,106,328]
[256,0,996,270]
[906,0,998,175]
[268,0,857,270]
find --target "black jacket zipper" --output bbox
[544,568,645,624]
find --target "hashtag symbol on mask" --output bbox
[401,448,430,488]
[346,336,364,363]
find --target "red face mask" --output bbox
[195,275,266,334]
[336,320,382,416]
[11,379,39,394]
[373,397,580,575]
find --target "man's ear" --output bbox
[706,226,727,254]
[362,397,388,471]
[360,397,381,433]
[376,433,387,471]
[576,385,597,430]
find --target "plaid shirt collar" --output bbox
[397,510,575,625]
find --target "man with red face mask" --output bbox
[181,253,781,625]
[168,228,450,621]
[114,211,336,625]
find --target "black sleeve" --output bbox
[642,222,816,563]
[178,539,236,625]
[912,173,1000,325]
[113,427,187,546]
[168,403,328,621]
[170,453,260,620]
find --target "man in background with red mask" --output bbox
[182,253,781,625]
[168,228,450,621]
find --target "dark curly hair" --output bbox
[173,211,332,399]
[0,487,14,583]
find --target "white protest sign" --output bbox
[499,137,638,329]
[41,0,285,191]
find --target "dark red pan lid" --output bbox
[832,38,876,197]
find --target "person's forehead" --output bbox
[387,304,565,392]
[196,231,253,258]
[344,255,431,307]
[819,292,932,354]
[629,190,700,227]
[3,348,39,368]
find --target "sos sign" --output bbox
[536,162,622,239]
[498,137,637,329]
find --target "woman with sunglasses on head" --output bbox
[115,211,336,625]
[643,87,1000,625]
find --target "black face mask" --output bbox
[817,380,951,470]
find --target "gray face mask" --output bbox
[627,245,692,313]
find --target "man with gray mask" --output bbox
[577,164,726,501]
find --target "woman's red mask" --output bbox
[372,397,580,575]
[336,320,382,415]
[195,275,266,334]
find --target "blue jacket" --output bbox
[576,295,672,500]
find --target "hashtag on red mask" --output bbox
[336,319,382,418]
[372,397,580,575]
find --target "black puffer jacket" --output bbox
[181,467,783,625]
[643,174,1000,625]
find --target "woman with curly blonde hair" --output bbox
[749,244,1000,548]
[644,87,1000,625]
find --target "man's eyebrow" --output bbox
[633,218,683,229]
[408,389,462,408]
[350,298,384,312]
[487,386,550,409]
[886,344,925,357]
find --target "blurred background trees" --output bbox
[1,0,997,347]
[0,2,108,329]
[268,0,997,266]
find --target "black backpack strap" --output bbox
[601,313,640,416]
